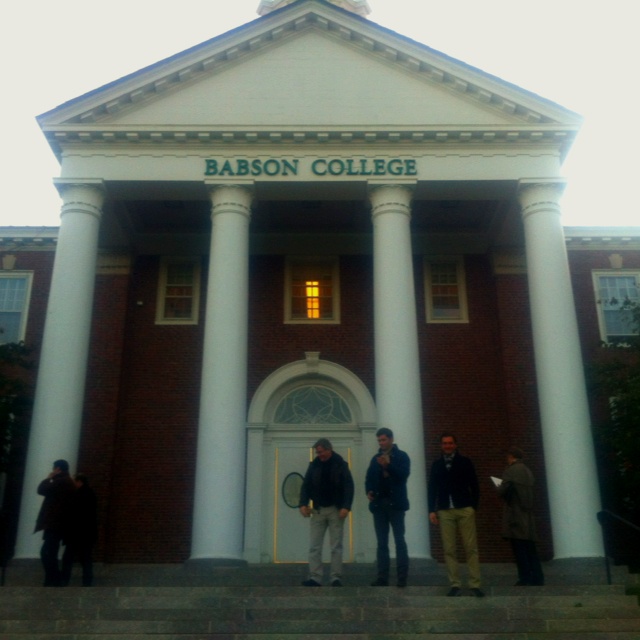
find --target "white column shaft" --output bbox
[370,184,430,559]
[519,181,603,558]
[15,182,104,558]
[191,185,252,561]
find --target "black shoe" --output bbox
[446,586,462,597]
[370,578,389,586]
[397,578,407,588]
[331,579,342,587]
[301,579,321,587]
[470,588,485,598]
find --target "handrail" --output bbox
[597,509,640,585]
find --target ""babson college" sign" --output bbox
[205,157,418,178]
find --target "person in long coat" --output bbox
[497,447,544,586]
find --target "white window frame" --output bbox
[592,270,640,343]
[284,257,340,325]
[424,257,469,324]
[155,257,201,325]
[0,271,33,344]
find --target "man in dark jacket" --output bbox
[365,428,410,587]
[496,447,544,586]
[61,473,98,587]
[428,433,484,597]
[299,438,354,586]
[34,459,76,586]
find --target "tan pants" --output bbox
[438,506,481,588]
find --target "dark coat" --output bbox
[428,452,479,513]
[365,444,411,512]
[65,484,98,546]
[35,472,76,533]
[299,451,354,511]
[497,460,538,541]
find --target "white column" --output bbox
[519,179,603,558]
[369,184,431,559]
[190,184,252,563]
[15,180,104,558]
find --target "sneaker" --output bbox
[301,579,321,587]
[370,578,389,586]
[470,588,485,598]
[446,586,462,597]
[331,579,342,587]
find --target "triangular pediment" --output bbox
[39,0,580,156]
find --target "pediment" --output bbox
[39,0,581,156]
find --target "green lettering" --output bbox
[346,159,359,176]
[328,159,345,176]
[359,159,373,176]
[374,159,386,175]
[312,159,327,176]
[263,159,280,176]
[387,159,403,176]
[219,160,235,176]
[405,159,417,176]
[236,159,250,176]
[205,159,218,176]
[251,159,263,176]
[282,159,299,176]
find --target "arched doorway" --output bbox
[244,353,378,563]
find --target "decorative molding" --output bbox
[96,253,132,275]
[492,251,527,275]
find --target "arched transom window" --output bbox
[274,385,352,424]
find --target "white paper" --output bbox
[491,476,502,487]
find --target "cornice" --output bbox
[564,227,640,251]
[43,124,577,153]
[0,228,58,250]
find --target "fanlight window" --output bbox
[274,385,352,424]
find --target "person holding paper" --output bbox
[496,447,544,586]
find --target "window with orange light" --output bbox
[286,259,340,323]
[156,258,201,325]
[424,258,469,323]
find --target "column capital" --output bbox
[517,179,567,220]
[205,182,254,220]
[53,179,106,221]
[368,183,415,220]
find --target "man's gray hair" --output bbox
[313,438,333,451]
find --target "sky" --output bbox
[2,0,638,228]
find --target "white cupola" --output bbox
[258,0,371,18]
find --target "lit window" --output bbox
[286,259,340,324]
[593,271,639,343]
[0,273,33,343]
[156,258,201,325]
[425,259,468,323]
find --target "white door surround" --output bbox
[244,352,378,563]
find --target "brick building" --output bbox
[3,0,639,566]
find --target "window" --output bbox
[424,258,469,323]
[593,271,639,343]
[0,273,33,343]
[156,258,201,325]
[285,258,340,324]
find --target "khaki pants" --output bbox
[438,506,481,588]
[307,506,345,583]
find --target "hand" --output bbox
[376,454,389,468]
[429,512,439,526]
[367,491,375,502]
[338,508,349,519]
[299,506,311,518]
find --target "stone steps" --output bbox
[0,561,638,638]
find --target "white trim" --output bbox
[155,257,201,325]
[284,257,341,325]
[424,257,469,324]
[0,271,33,344]
[591,269,640,343]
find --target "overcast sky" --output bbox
[2,0,637,228]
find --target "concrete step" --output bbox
[0,584,638,638]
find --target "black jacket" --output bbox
[365,444,411,512]
[428,452,479,513]
[299,451,354,511]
